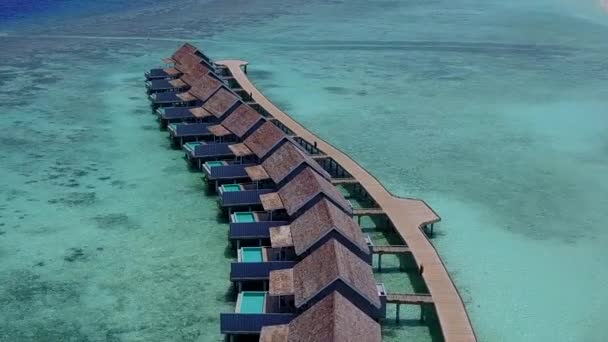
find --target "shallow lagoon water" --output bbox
[1,0,607,341]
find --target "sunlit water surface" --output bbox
[1,0,607,341]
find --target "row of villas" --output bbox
[145,43,407,342]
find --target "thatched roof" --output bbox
[208,125,231,137]
[269,268,294,296]
[176,92,197,102]
[245,165,270,182]
[220,105,263,138]
[169,79,186,88]
[289,199,369,256]
[190,107,212,118]
[201,87,239,118]
[243,122,287,159]
[260,192,285,211]
[163,67,181,76]
[277,168,352,216]
[228,143,253,157]
[259,325,289,342]
[165,43,198,64]
[259,292,381,342]
[180,65,210,86]
[292,239,380,308]
[188,74,223,102]
[261,142,330,185]
[172,43,198,59]
[269,225,293,248]
[174,53,203,73]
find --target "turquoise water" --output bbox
[241,247,264,263]
[221,184,242,193]
[1,0,607,341]
[238,292,266,314]
[234,212,256,223]
[205,161,225,168]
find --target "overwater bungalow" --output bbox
[219,240,385,339]
[145,43,198,80]
[228,211,289,249]
[145,43,220,80]
[268,239,385,319]
[150,72,228,112]
[268,198,372,264]
[217,148,333,215]
[156,75,239,128]
[184,121,288,170]
[206,138,328,192]
[231,246,297,291]
[145,56,210,94]
[171,101,263,149]
[230,198,372,290]
[258,292,381,342]
[201,106,267,182]
[220,290,295,340]
[259,166,353,220]
[242,140,330,188]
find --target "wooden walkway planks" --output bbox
[217,60,477,342]
[352,208,385,216]
[387,293,434,304]
[371,245,411,254]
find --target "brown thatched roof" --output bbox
[163,67,181,76]
[260,192,285,211]
[189,107,212,118]
[261,142,330,185]
[201,87,239,118]
[259,325,289,342]
[245,165,270,181]
[188,74,223,102]
[277,168,352,216]
[174,53,203,73]
[208,125,231,137]
[260,292,381,342]
[176,92,197,102]
[292,239,380,309]
[166,43,197,64]
[269,268,294,296]
[169,79,186,88]
[289,199,369,256]
[269,225,293,248]
[243,122,287,159]
[220,105,263,138]
[180,65,210,86]
[162,57,175,64]
[171,43,198,60]
[228,143,253,157]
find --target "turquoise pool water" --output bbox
[241,247,264,263]
[238,292,266,314]
[222,184,242,192]
[205,161,225,168]
[1,1,607,341]
[234,212,256,223]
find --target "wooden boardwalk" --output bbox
[387,293,434,305]
[371,245,411,254]
[217,60,477,342]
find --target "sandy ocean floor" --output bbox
[1,0,608,341]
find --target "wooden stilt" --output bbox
[396,304,400,323]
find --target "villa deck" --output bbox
[218,60,477,342]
